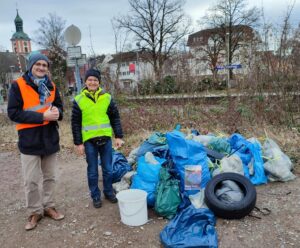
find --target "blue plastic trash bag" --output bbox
[177,191,192,213]
[131,155,166,207]
[136,132,168,157]
[166,130,211,195]
[136,156,165,182]
[160,205,218,248]
[228,134,267,185]
[131,174,157,206]
[112,151,132,183]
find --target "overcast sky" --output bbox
[0,0,299,55]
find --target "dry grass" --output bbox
[1,101,299,167]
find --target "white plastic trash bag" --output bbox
[187,134,215,146]
[213,155,244,177]
[263,138,296,182]
[189,190,207,209]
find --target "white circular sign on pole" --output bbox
[64,25,81,46]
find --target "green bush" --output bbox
[154,76,177,94]
[138,79,156,95]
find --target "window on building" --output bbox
[25,47,28,53]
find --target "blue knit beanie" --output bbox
[27,51,50,71]
[85,68,101,82]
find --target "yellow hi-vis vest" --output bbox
[75,89,113,143]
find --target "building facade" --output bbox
[94,51,154,93]
[187,25,259,79]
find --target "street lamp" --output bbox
[135,42,141,94]
[226,32,230,89]
[225,0,231,89]
[136,42,141,83]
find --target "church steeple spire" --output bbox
[14,9,23,32]
[11,9,31,54]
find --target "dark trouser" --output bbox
[84,139,113,200]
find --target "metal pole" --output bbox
[136,42,140,94]
[225,0,230,89]
[75,59,81,94]
[136,51,139,83]
[226,32,230,89]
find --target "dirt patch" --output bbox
[1,113,300,247]
[0,149,300,248]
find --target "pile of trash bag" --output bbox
[110,127,295,248]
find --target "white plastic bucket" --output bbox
[116,189,148,226]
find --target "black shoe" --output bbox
[93,198,102,208]
[104,194,118,203]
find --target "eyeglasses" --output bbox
[34,62,48,68]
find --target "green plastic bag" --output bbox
[154,166,181,219]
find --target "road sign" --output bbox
[77,54,86,66]
[66,58,76,67]
[66,54,86,67]
[225,64,242,69]
[215,66,225,70]
[216,64,242,70]
[67,46,82,59]
[64,25,81,46]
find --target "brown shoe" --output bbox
[44,207,64,221]
[25,214,42,231]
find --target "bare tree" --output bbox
[34,13,67,93]
[35,13,66,50]
[277,0,295,74]
[115,0,191,80]
[199,0,260,79]
[255,4,274,80]
[191,29,225,80]
[108,19,130,94]
[291,23,300,75]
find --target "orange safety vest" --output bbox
[15,77,56,131]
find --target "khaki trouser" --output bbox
[21,153,57,215]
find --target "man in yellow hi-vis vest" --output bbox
[71,69,124,208]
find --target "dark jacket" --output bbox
[71,90,123,145]
[7,72,63,155]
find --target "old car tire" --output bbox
[204,172,256,219]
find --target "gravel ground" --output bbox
[0,148,299,248]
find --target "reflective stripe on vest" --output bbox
[24,102,52,111]
[75,89,113,142]
[15,77,56,131]
[82,123,111,131]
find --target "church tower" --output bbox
[10,10,31,55]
